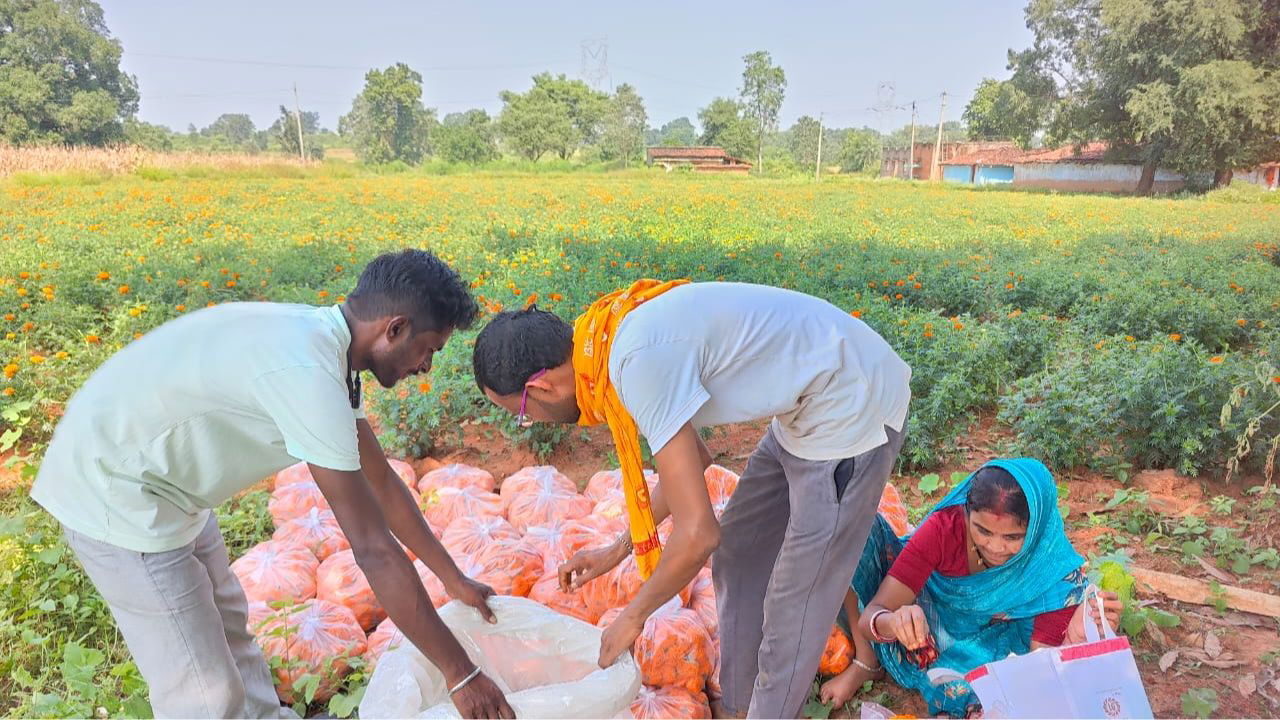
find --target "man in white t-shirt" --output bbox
[34,250,514,720]
[471,281,911,718]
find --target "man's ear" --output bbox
[527,373,556,392]
[385,315,410,341]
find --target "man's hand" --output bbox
[559,541,627,592]
[450,670,516,719]
[598,610,645,668]
[446,574,498,624]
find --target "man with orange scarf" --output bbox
[472,280,911,719]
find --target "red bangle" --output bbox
[868,609,894,643]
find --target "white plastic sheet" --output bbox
[360,595,641,719]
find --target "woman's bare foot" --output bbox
[819,659,884,707]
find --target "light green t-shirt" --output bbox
[33,303,365,553]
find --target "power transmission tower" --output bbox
[580,37,611,92]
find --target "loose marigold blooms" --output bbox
[1209,356,1224,364]
[3,364,17,378]
[3,314,13,322]
[2,388,13,396]
[418,382,431,394]
[85,335,100,344]
[1237,318,1247,327]
[118,285,129,295]
[1169,333,1181,342]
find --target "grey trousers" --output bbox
[63,514,295,719]
[713,420,907,718]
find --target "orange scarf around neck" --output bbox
[572,278,690,578]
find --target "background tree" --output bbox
[269,106,324,159]
[786,115,822,170]
[962,77,1042,146]
[200,113,261,152]
[497,84,575,161]
[738,50,787,172]
[655,117,696,146]
[839,128,883,174]
[436,109,498,164]
[1008,0,1280,193]
[340,63,435,164]
[697,97,755,160]
[122,118,174,151]
[600,83,648,166]
[0,0,139,145]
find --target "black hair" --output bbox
[346,249,479,333]
[966,465,1030,527]
[472,306,573,395]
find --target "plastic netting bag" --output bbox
[630,685,712,719]
[528,570,597,624]
[600,597,713,693]
[272,507,349,561]
[272,462,313,489]
[521,522,573,575]
[420,485,503,531]
[818,625,853,676]
[418,463,496,494]
[254,599,367,704]
[505,485,593,533]
[441,514,521,558]
[704,465,739,518]
[584,469,657,503]
[687,567,717,637]
[316,549,384,630]
[878,482,914,537]
[590,489,629,526]
[499,466,575,508]
[360,596,641,719]
[231,540,318,605]
[580,552,692,621]
[365,617,406,672]
[268,481,329,527]
[560,516,622,558]
[469,539,544,598]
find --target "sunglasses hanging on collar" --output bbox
[346,371,361,410]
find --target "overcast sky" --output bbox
[102,1,1033,134]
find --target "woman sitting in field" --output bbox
[820,458,1121,717]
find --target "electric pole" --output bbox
[932,92,947,181]
[815,113,824,181]
[292,83,306,163]
[906,101,917,180]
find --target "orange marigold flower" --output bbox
[418,382,432,394]
[1125,335,1135,342]
[2,388,12,396]
[1006,283,1014,290]
[3,364,17,379]
[851,310,862,318]
[118,285,130,295]
[774,252,783,260]
[16,288,27,297]
[896,280,905,287]
[2,314,12,322]
[1272,376,1280,384]
[200,281,211,288]
[895,293,904,300]
[18,272,29,280]
[29,355,45,365]
[19,302,29,310]
[86,335,100,344]
[226,280,236,288]
[868,282,876,289]
[317,290,329,299]
[176,304,186,313]
[1237,318,1247,327]
[923,330,934,338]
[550,293,563,302]
[1209,356,1224,364]
[953,322,965,330]
[21,322,33,332]
[55,351,68,360]
[1169,333,1181,342]
[913,282,922,289]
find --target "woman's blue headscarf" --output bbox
[849,458,1088,716]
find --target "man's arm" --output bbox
[645,428,713,528]
[308,464,512,718]
[598,422,719,665]
[354,419,474,598]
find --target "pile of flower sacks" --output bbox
[232,460,915,717]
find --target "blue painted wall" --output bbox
[975,165,1014,185]
[943,165,972,184]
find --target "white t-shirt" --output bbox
[33,303,365,553]
[607,283,911,461]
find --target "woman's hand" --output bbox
[883,604,932,651]
[1065,591,1123,644]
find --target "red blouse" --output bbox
[886,506,1077,646]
